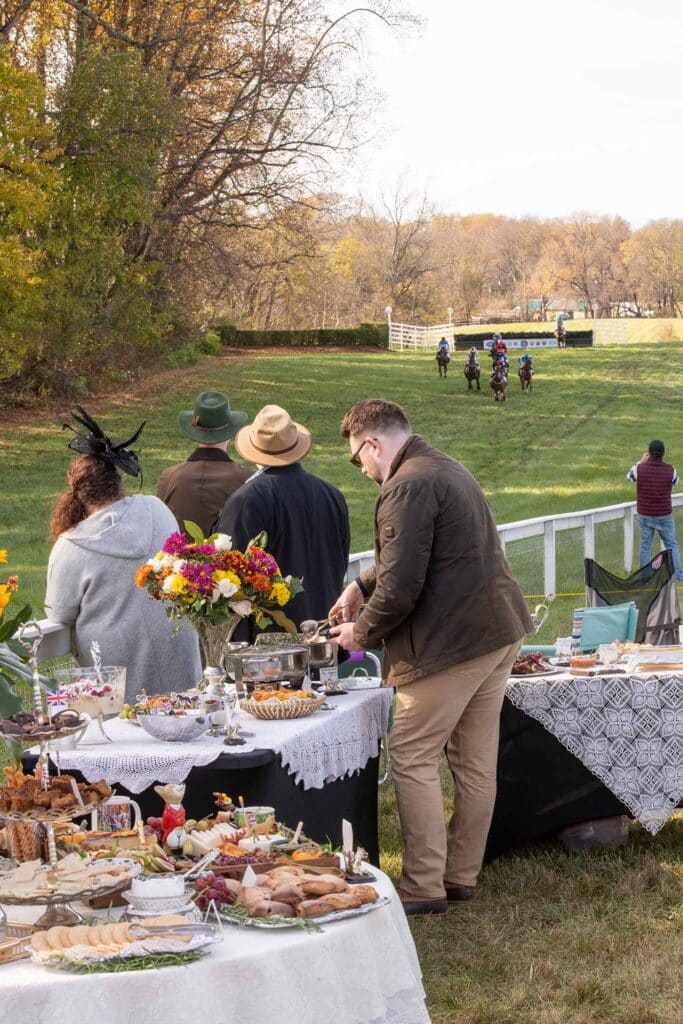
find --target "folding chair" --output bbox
[584,551,681,646]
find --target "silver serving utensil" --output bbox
[128,923,218,938]
[181,848,220,882]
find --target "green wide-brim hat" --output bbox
[178,391,248,443]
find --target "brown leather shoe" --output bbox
[396,886,447,916]
[445,884,476,903]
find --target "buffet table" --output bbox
[27,690,393,864]
[487,670,683,857]
[0,867,430,1024]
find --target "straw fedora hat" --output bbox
[234,405,312,466]
[178,391,248,444]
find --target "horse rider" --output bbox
[468,345,480,368]
[437,336,451,360]
[518,351,534,374]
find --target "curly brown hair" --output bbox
[340,399,411,440]
[50,455,124,540]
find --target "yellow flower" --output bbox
[0,550,7,564]
[168,575,190,596]
[215,570,241,589]
[0,585,10,617]
[269,582,291,606]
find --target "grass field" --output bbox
[1,343,682,1023]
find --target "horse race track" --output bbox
[0,339,682,1023]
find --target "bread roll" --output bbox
[250,900,295,918]
[300,874,346,897]
[349,884,378,905]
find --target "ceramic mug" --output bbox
[92,795,142,832]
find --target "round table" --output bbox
[0,868,430,1024]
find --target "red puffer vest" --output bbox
[636,460,675,515]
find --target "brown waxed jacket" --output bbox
[352,435,532,686]
[156,449,252,538]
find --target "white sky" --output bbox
[341,0,683,225]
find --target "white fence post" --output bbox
[583,514,595,561]
[543,519,556,596]
[623,506,635,573]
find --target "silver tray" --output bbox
[0,858,141,926]
[509,667,564,678]
[219,895,391,929]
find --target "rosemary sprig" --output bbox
[46,950,208,974]
[220,901,322,934]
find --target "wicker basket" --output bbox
[240,694,326,720]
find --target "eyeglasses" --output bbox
[350,438,370,467]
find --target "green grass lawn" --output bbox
[1,342,682,1023]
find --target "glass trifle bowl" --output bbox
[51,667,126,719]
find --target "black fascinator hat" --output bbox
[63,406,146,478]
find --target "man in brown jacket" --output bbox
[330,399,532,915]
[156,391,251,537]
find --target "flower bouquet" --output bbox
[134,525,303,669]
[0,548,35,717]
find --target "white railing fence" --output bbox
[388,321,454,351]
[21,494,683,662]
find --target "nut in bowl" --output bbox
[137,710,210,743]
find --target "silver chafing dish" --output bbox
[230,645,310,690]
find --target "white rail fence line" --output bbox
[388,322,454,351]
[23,494,683,662]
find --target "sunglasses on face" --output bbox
[350,438,371,467]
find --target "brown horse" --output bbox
[436,350,450,377]
[518,361,533,392]
[490,363,508,402]
[463,353,481,391]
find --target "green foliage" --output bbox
[163,344,201,369]
[216,322,386,348]
[200,331,222,355]
[0,50,58,383]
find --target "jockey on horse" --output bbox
[464,345,481,391]
[436,336,451,377]
[518,350,534,391]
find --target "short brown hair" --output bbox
[50,455,124,540]
[340,399,411,439]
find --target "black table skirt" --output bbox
[23,751,381,866]
[485,697,630,860]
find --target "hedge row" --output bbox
[217,323,386,348]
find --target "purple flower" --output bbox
[180,561,217,594]
[246,548,278,577]
[192,544,218,557]
[162,532,189,555]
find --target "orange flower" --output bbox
[250,573,271,594]
[222,550,248,575]
[6,576,18,593]
[134,564,154,588]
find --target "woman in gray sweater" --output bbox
[45,417,201,700]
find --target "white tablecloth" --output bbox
[0,868,430,1024]
[45,689,393,794]
[506,671,683,833]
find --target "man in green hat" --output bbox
[156,391,251,537]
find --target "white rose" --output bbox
[230,599,252,617]
[216,577,239,599]
[172,559,187,573]
[213,533,233,551]
[210,587,221,604]
[162,574,178,593]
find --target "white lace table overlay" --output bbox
[506,672,683,834]
[47,689,393,794]
[0,867,430,1024]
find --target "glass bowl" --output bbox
[137,711,210,743]
[51,667,126,718]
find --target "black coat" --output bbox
[214,464,350,629]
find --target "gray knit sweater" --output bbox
[45,495,201,699]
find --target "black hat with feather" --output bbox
[63,406,146,478]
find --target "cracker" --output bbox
[30,931,51,952]
[45,926,70,951]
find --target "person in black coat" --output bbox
[214,405,350,630]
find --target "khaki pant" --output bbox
[390,641,520,898]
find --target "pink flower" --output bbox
[192,544,218,557]
[180,561,217,594]
[162,532,189,555]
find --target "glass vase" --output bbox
[194,615,242,673]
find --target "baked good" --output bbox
[300,874,346,897]
[297,891,364,917]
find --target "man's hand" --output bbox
[640,452,650,463]
[328,580,363,624]
[329,621,362,652]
